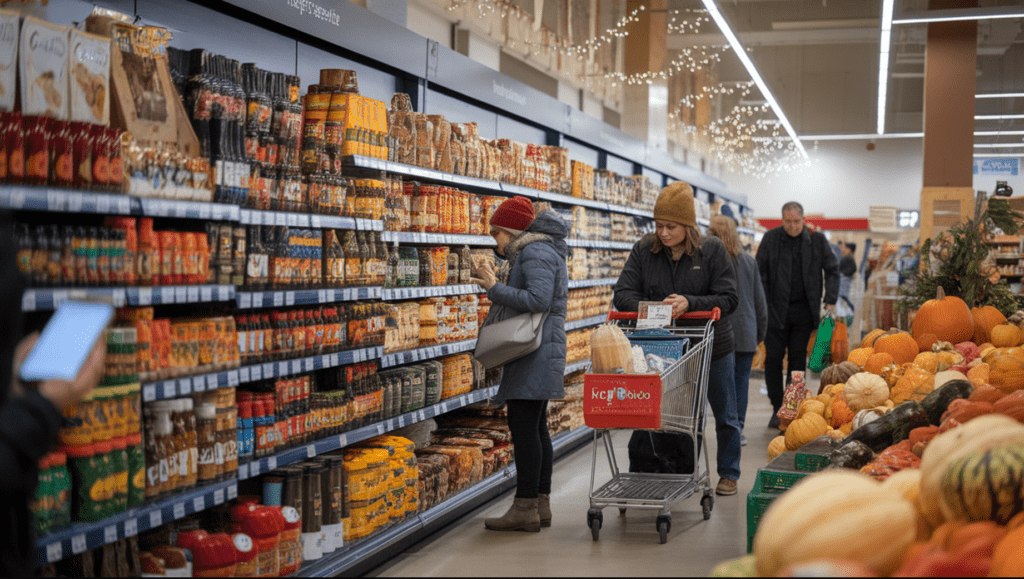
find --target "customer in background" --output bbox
[708,214,766,448]
[470,196,569,532]
[755,201,839,429]
[0,212,107,576]
[613,182,743,496]
[836,242,858,325]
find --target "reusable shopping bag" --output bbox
[807,312,835,372]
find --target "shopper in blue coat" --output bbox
[471,196,568,532]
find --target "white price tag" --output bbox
[387,419,394,431]
[198,204,212,220]
[150,510,162,528]
[71,533,87,554]
[239,367,250,382]
[273,292,284,307]
[251,365,262,381]
[201,286,213,302]
[160,287,174,304]
[268,457,277,470]
[173,502,185,519]
[291,360,301,375]
[46,542,63,563]
[219,286,231,301]
[460,395,468,406]
[310,215,321,229]
[307,445,316,458]
[238,463,249,479]
[138,287,152,306]
[263,363,274,378]
[250,461,260,477]
[21,290,35,312]
[440,402,448,413]
[398,415,405,427]
[123,518,138,537]
[207,374,218,390]
[187,286,199,303]
[252,293,264,308]
[67,192,84,212]
[143,384,156,402]
[194,496,205,512]
[279,361,288,376]
[377,423,385,434]
[112,289,126,308]
[318,289,326,303]
[178,378,191,396]
[104,525,117,544]
[276,212,287,226]
[287,213,298,226]
[227,484,238,500]
[286,292,295,306]
[239,292,252,309]
[327,289,336,302]
[331,353,339,366]
[339,434,348,447]
[228,370,240,388]
[214,489,225,504]
[192,375,205,392]
[419,410,426,422]
[175,286,187,303]
[304,358,314,372]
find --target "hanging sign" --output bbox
[974,157,1019,176]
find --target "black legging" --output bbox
[506,399,552,499]
[763,303,814,413]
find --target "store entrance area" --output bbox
[369,372,774,577]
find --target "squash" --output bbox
[991,323,1024,348]
[864,352,895,375]
[915,332,940,353]
[920,379,974,425]
[847,347,874,368]
[767,435,787,461]
[918,414,1024,527]
[822,382,846,397]
[940,398,993,424]
[990,525,1024,577]
[972,305,1007,345]
[785,413,830,450]
[796,399,826,419]
[874,329,919,365]
[913,341,964,374]
[851,406,889,431]
[955,341,981,363]
[992,389,1024,422]
[819,361,859,390]
[933,369,968,389]
[861,328,886,349]
[752,471,917,576]
[845,401,931,452]
[830,398,855,429]
[989,353,1024,392]
[831,320,849,365]
[966,363,990,385]
[938,443,1024,525]
[984,346,1024,364]
[968,383,1006,404]
[912,287,975,346]
[891,365,936,404]
[826,440,875,470]
[843,372,890,412]
[590,324,634,374]
[879,361,908,388]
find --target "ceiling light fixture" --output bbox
[700,0,807,158]
[973,153,1023,158]
[976,114,1024,120]
[974,143,1024,148]
[893,5,1024,25]
[877,0,895,135]
[976,130,1024,136]
[798,132,923,141]
[976,93,1024,99]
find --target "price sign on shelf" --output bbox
[149,510,162,528]
[173,502,185,519]
[214,489,225,504]
[46,542,62,563]
[123,517,138,537]
[71,533,87,554]
[194,496,205,512]
[104,525,118,544]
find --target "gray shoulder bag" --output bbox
[473,308,549,370]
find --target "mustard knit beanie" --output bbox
[653,182,696,227]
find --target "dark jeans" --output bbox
[506,399,552,499]
[707,352,742,481]
[733,351,756,431]
[764,303,815,413]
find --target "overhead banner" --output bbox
[974,157,1019,176]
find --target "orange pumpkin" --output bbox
[990,324,1024,348]
[989,525,1024,577]
[862,328,886,349]
[830,398,855,429]
[911,287,974,345]
[864,352,895,375]
[988,354,1024,392]
[913,342,965,373]
[967,363,991,385]
[915,332,940,353]
[874,329,919,365]
[831,320,849,364]
[848,347,874,368]
[891,365,936,404]
[971,305,1007,345]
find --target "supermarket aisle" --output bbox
[370,372,777,577]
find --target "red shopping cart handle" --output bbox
[606,307,721,322]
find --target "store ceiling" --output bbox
[667,0,1024,147]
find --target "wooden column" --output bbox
[621,0,668,151]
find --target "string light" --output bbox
[667,9,712,34]
[602,45,729,86]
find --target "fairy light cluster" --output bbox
[675,81,754,109]
[667,8,712,34]
[603,45,729,86]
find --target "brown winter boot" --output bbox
[538,494,551,527]
[484,497,540,532]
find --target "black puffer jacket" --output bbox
[755,226,840,330]
[613,233,738,360]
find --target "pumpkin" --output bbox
[992,389,1024,422]
[918,415,1024,527]
[966,363,990,385]
[830,398,855,429]
[590,324,633,374]
[831,320,849,365]
[778,559,877,577]
[861,328,886,349]
[915,332,940,353]
[991,323,1024,348]
[864,352,895,375]
[912,287,975,345]
[940,398,993,424]
[847,347,874,368]
[913,352,944,374]
[710,555,758,577]
[752,471,918,576]
[796,399,826,419]
[819,361,860,389]
[989,353,1024,392]
[879,361,908,388]
[938,443,1024,525]
[891,365,936,404]
[767,435,787,461]
[972,305,1007,345]
[851,406,891,431]
[822,382,846,397]
[844,372,890,412]
[985,346,1024,364]
[784,413,829,450]
[968,383,1006,404]
[990,525,1024,577]
[873,329,919,365]
[955,341,981,363]
[933,369,969,389]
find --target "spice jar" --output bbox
[301,462,324,561]
[196,402,218,482]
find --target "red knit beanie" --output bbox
[489,196,535,234]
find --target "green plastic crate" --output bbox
[746,477,782,553]
[794,436,833,472]
[758,452,809,493]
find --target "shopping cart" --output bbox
[583,308,719,544]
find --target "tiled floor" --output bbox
[369,371,779,577]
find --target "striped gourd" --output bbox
[939,443,1024,525]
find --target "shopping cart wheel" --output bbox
[701,494,714,520]
[656,516,671,544]
[587,509,603,541]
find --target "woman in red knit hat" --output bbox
[471,196,569,532]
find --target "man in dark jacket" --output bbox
[756,201,839,428]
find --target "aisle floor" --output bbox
[369,372,778,577]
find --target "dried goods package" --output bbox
[20,16,70,119]
[68,28,110,125]
[0,11,18,112]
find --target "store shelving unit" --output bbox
[22,285,236,311]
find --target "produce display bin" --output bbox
[746,477,781,554]
[757,452,809,493]
[794,437,833,472]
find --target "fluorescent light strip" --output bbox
[700,1,807,158]
[976,114,1024,120]
[975,143,1024,148]
[973,153,1023,158]
[976,93,1024,99]
[894,5,1024,25]
[976,130,1024,136]
[878,0,895,135]
[799,132,922,141]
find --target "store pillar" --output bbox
[920,0,977,240]
[622,0,668,153]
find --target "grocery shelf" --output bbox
[565,314,608,331]
[141,345,383,402]
[568,278,617,289]
[381,230,495,246]
[137,198,240,221]
[35,478,238,566]
[240,208,365,231]
[238,385,500,480]
[381,284,481,301]
[566,238,634,250]
[564,359,591,375]
[22,285,235,311]
[0,186,133,215]
[380,338,478,368]
[300,424,593,577]
[236,286,382,309]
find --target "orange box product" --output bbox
[429,247,449,286]
[181,232,198,284]
[469,195,484,235]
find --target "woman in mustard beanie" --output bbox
[612,181,744,496]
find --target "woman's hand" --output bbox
[13,332,107,411]
[470,262,498,291]
[663,294,689,318]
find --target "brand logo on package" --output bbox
[29,31,66,57]
[584,375,662,429]
[974,157,1019,176]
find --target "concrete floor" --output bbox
[369,371,778,577]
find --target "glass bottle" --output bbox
[15,223,32,282]
[32,225,49,287]
[385,241,399,289]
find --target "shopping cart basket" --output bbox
[582,308,718,544]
